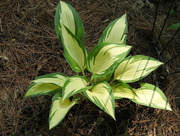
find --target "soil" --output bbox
[0,0,180,136]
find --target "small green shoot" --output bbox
[168,23,180,30]
[9,132,15,136]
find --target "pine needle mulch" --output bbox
[0,0,179,135]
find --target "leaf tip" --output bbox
[123,13,127,18]
[112,115,116,121]
[49,123,54,130]
[61,97,66,103]
[166,105,172,111]
[24,92,29,98]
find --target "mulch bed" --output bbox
[0,0,179,135]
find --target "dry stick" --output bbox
[152,0,160,53]
[15,107,50,135]
[154,0,175,50]
[152,0,175,63]
[72,104,81,134]
[152,0,178,78]
[164,53,180,66]
[164,53,180,77]
[0,18,2,32]
[87,121,97,136]
[152,0,160,34]
[159,27,180,56]
[166,71,180,77]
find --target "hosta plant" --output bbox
[25,1,172,129]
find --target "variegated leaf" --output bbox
[84,82,115,120]
[98,14,128,44]
[87,43,131,77]
[61,25,87,72]
[55,1,87,72]
[132,83,172,110]
[49,93,77,129]
[112,82,136,99]
[25,73,67,97]
[114,55,163,83]
[32,73,67,87]
[62,76,88,102]
[91,72,112,83]
[55,1,84,42]
[25,83,61,97]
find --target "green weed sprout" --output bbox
[168,23,180,30]
[25,1,172,129]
